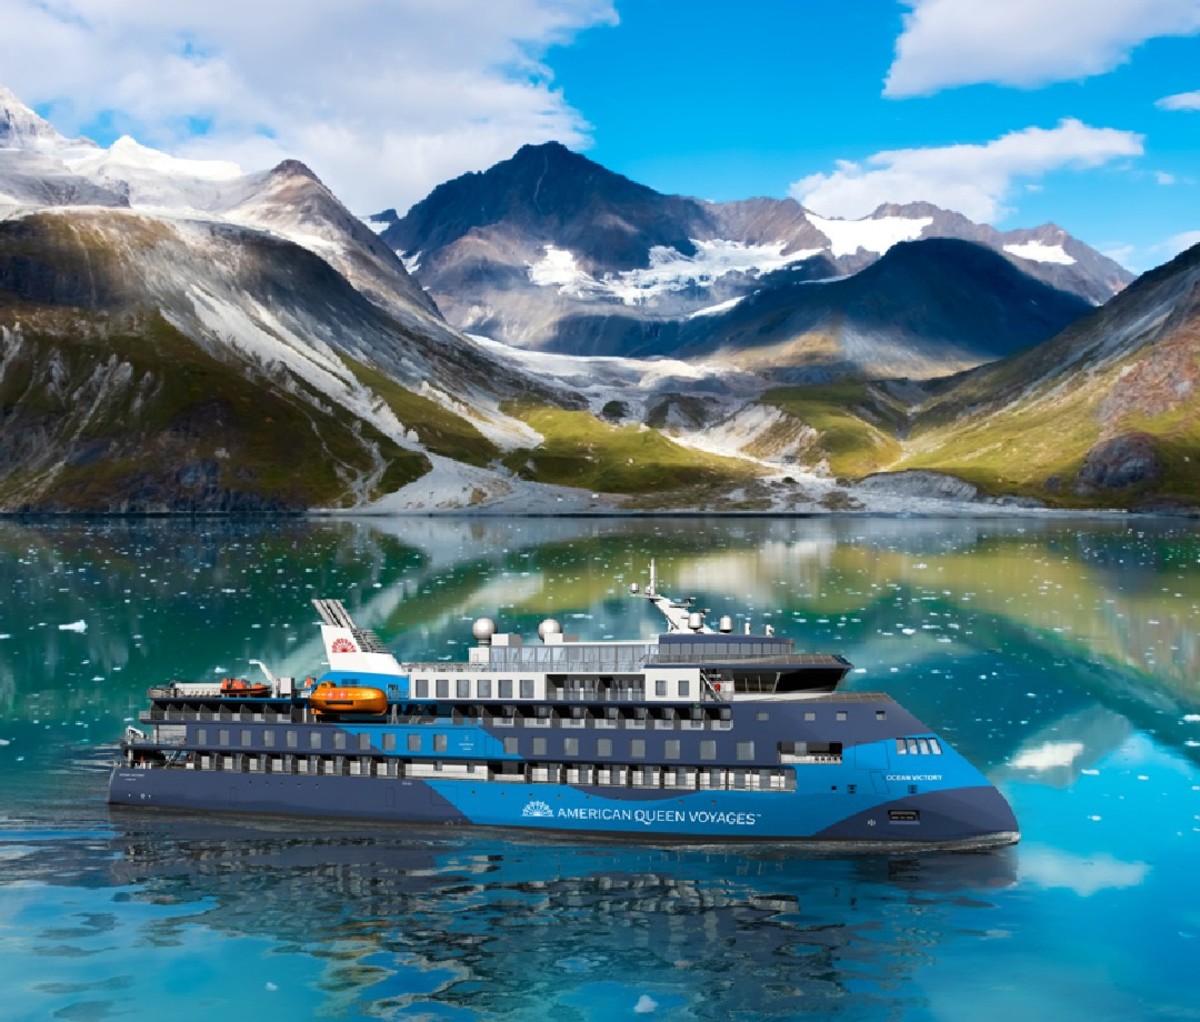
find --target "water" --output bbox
[1,515,1198,1021]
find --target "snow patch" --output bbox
[528,239,822,305]
[808,213,932,258]
[1003,241,1076,265]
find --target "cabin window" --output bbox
[836,711,847,722]
[875,710,887,720]
[532,738,547,756]
[630,739,646,759]
[358,733,371,751]
[219,729,230,747]
[478,679,492,698]
[415,679,428,698]
[286,730,298,749]
[804,711,816,722]
[736,741,755,761]
[664,740,681,760]
[678,680,690,698]
[597,738,612,757]
[196,728,208,745]
[436,679,449,698]
[457,679,470,698]
[520,679,535,699]
[434,734,448,753]
[504,737,519,755]
[263,730,275,748]
[700,740,717,761]
[239,729,252,747]
[310,732,322,750]
[560,737,577,756]
[407,734,421,752]
[334,733,347,750]
[655,679,667,696]
[383,734,396,751]
[499,679,513,698]
[756,711,769,722]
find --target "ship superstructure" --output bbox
[109,569,1019,850]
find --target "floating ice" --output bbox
[58,620,87,633]
[634,995,659,1014]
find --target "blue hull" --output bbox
[108,763,1018,850]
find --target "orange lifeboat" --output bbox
[220,677,271,697]
[309,680,388,716]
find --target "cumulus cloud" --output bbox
[788,119,1144,222]
[1020,846,1150,897]
[886,0,1200,97]
[0,0,617,214]
[1156,89,1200,110]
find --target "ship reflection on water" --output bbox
[94,812,1017,1019]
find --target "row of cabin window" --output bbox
[411,678,695,699]
[504,735,756,761]
[195,727,756,762]
[895,737,942,755]
[195,753,791,791]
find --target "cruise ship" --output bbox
[109,567,1020,850]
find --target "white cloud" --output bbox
[789,119,1144,222]
[1157,89,1200,110]
[886,0,1200,97]
[1164,230,1200,256]
[0,0,617,214]
[1155,171,1177,185]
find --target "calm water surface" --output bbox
[1,515,1198,1021]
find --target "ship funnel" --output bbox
[472,617,496,645]
[537,618,562,641]
[719,615,733,633]
[687,611,704,631]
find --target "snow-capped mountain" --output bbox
[382,142,1131,371]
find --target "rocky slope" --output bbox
[894,240,1200,507]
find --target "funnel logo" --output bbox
[331,638,357,654]
[522,800,554,818]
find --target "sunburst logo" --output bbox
[522,800,554,818]
[331,638,357,653]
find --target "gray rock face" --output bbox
[1076,433,1162,491]
[856,470,980,501]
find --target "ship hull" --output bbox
[108,765,1018,851]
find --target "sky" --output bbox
[1,0,1197,272]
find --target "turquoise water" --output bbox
[1,515,1198,1021]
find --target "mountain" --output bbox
[382,142,1132,370]
[0,87,584,512]
[893,240,1200,507]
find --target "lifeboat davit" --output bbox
[309,681,388,716]
[220,677,271,697]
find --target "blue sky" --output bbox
[2,0,1197,271]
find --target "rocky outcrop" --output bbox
[1075,433,1161,491]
